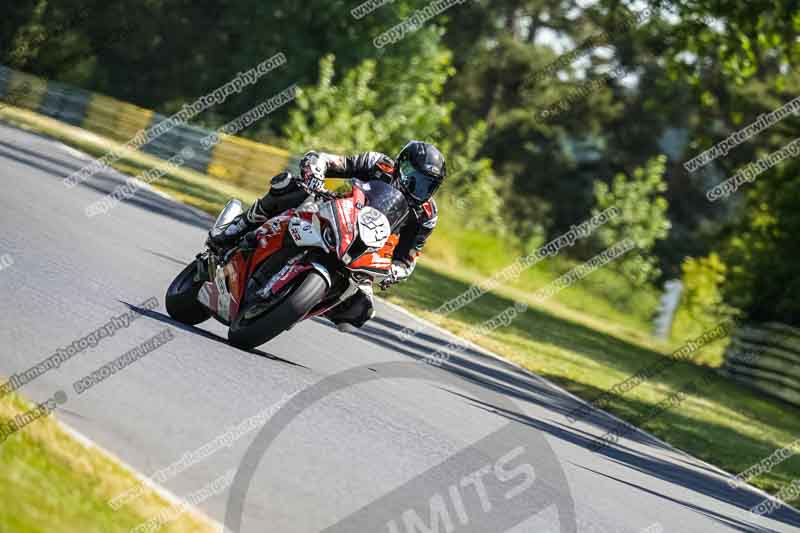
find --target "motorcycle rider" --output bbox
[210,141,446,330]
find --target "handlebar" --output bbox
[313,189,341,202]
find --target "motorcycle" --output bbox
[165,179,408,348]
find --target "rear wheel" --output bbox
[166,261,211,325]
[228,272,327,349]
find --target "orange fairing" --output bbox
[221,218,290,305]
[350,234,399,271]
[250,219,289,273]
[335,197,357,258]
[225,253,248,303]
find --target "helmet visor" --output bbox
[399,162,441,203]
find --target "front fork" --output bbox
[195,251,213,283]
[307,275,365,319]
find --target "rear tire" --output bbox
[166,261,211,325]
[228,272,327,349]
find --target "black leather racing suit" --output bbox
[241,151,439,327]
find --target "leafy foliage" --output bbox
[284,49,506,231]
[679,253,737,326]
[5,0,800,325]
[424,121,506,230]
[592,155,671,284]
[720,160,800,325]
[283,42,452,156]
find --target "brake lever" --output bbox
[379,274,396,291]
[315,190,337,202]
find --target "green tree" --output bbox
[425,121,506,230]
[282,39,452,156]
[679,253,737,326]
[592,155,671,284]
[283,47,505,230]
[653,0,800,325]
[720,161,800,325]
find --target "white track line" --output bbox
[55,417,226,531]
[56,142,94,161]
[377,298,800,515]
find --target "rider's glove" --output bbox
[299,153,326,192]
[380,261,413,290]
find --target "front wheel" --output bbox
[166,260,211,325]
[228,272,328,349]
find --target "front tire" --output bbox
[166,261,211,325]
[228,272,327,349]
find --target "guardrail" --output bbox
[720,322,800,407]
[0,65,291,189]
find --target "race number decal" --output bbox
[357,207,390,248]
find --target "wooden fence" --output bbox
[720,322,800,407]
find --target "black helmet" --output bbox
[394,141,446,204]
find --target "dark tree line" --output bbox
[3,0,799,324]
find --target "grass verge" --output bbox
[0,389,218,533]
[2,105,798,498]
[384,263,800,495]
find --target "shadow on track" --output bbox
[327,310,800,531]
[576,465,782,533]
[120,301,309,369]
[0,139,211,230]
[139,248,193,267]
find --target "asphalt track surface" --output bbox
[1,122,799,533]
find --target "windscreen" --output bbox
[210,199,244,237]
[357,180,408,232]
